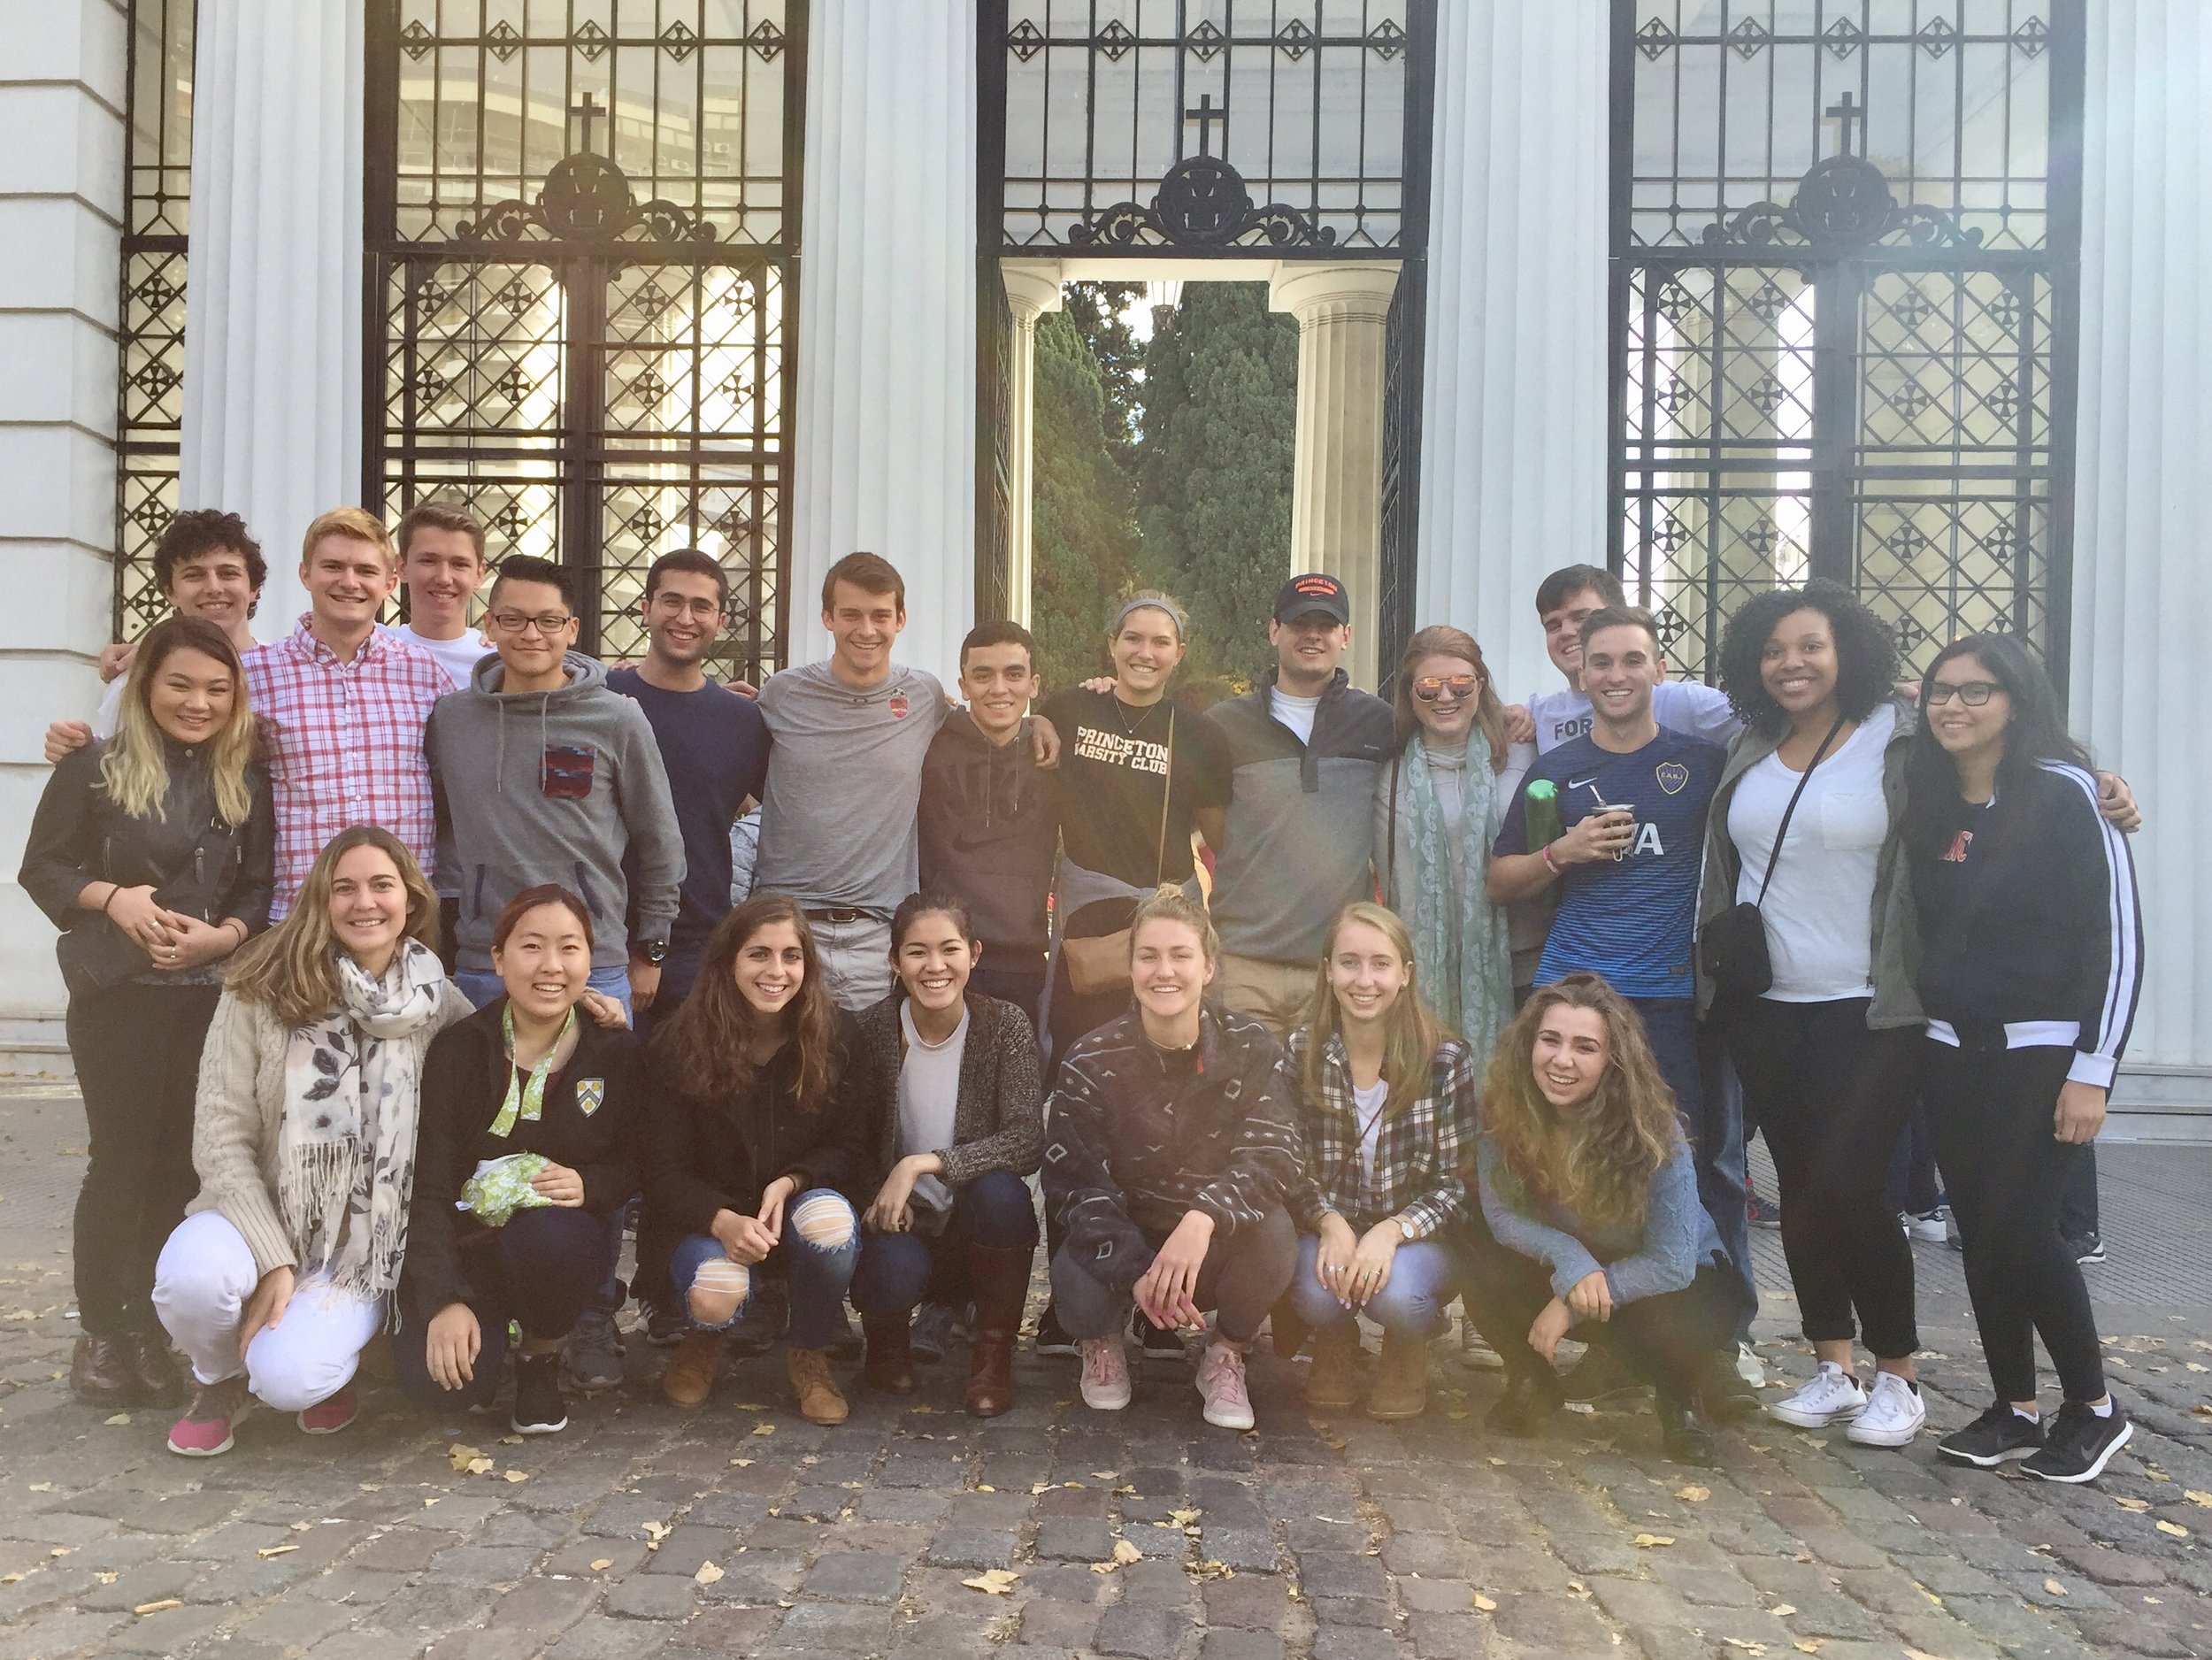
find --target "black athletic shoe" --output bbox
[2024,1401,2133,1484]
[2065,1231,2108,1264]
[1562,1341,1643,1404]
[511,1352,569,1435]
[1132,1309,1187,1361]
[1032,1303,1079,1357]
[726,1280,787,1358]
[1937,1402,2046,1467]
[643,1303,687,1349]
[1486,1367,1566,1438]
[1656,1389,1717,1466]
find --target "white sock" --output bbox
[2086,1396,2114,1418]
[2010,1403,2040,1423]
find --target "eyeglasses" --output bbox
[490,611,573,637]
[1412,674,1481,703]
[1924,680,2002,707]
[649,595,725,620]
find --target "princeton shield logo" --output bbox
[576,1078,605,1117]
[1655,761,1690,795]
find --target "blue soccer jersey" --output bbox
[1493,727,1726,999]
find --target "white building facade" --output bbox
[0,1,2206,1135]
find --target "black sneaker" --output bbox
[1656,1388,1718,1466]
[826,1308,864,1363]
[726,1279,787,1358]
[643,1303,687,1349]
[1562,1341,1643,1404]
[2065,1231,2108,1264]
[511,1352,569,1435]
[1132,1308,1187,1362]
[1486,1367,1565,1438]
[1033,1303,1079,1357]
[2024,1400,2133,1484]
[1937,1402,2046,1467]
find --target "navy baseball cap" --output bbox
[1273,572,1350,626]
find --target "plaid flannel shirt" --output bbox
[1285,1029,1479,1241]
[246,618,446,918]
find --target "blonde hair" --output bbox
[225,826,440,1027]
[300,506,396,569]
[1127,883,1217,965]
[101,616,257,827]
[1394,624,1509,772]
[1302,903,1447,1122]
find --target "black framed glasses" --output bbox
[489,611,574,637]
[1924,680,2003,707]
[1412,674,1481,703]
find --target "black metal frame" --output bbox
[113,0,197,641]
[1608,0,2083,688]
[1374,0,1435,693]
[363,0,808,681]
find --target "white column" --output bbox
[1268,264,1398,691]
[791,0,977,683]
[2070,0,2212,1136]
[178,0,365,641]
[1000,261,1064,630]
[1415,0,1609,704]
[0,0,127,1065]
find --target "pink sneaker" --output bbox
[297,1383,359,1435]
[167,1376,251,1457]
[1079,1337,1132,1411]
[1196,1341,1254,1431]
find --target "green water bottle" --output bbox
[1525,778,1563,855]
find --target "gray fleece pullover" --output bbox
[426,650,684,972]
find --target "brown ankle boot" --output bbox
[964,1243,1033,1418]
[1303,1320,1364,1410]
[127,1332,185,1408]
[1367,1327,1431,1421]
[863,1314,916,1393]
[787,1347,849,1425]
[71,1334,135,1407]
[660,1331,722,1408]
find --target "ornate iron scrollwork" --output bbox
[1069,154,1335,250]
[456,151,719,249]
[1703,153,1982,253]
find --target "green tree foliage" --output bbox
[1061,281,1145,469]
[1133,283,1300,688]
[1028,308,1141,690]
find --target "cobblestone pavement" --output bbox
[3,1086,2210,1660]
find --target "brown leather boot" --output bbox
[964,1243,1033,1418]
[1303,1320,1364,1411]
[70,1334,134,1407]
[660,1331,722,1408]
[127,1331,185,1408]
[863,1314,916,1394]
[1367,1327,1431,1421]
[788,1347,849,1426]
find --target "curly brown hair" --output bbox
[1479,974,1681,1232]
[649,894,844,1114]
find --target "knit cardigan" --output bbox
[187,978,477,1278]
[846,990,1044,1193]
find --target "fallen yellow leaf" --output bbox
[2155,1520,2190,1539]
[103,1412,131,1426]
[1771,1604,1796,1617]
[751,1423,775,1436]
[255,1545,300,1559]
[590,1558,614,1572]
[963,1568,1021,1595]
[695,1561,725,1585]
[1794,1644,1821,1656]
[95,1572,118,1585]
[503,1470,529,1484]
[1472,1593,1498,1611]
[1675,1485,1710,1502]
[26,1483,53,1493]
[134,1600,182,1616]
[730,1457,754,1468]
[447,1442,483,1472]
[2184,1490,2212,1507]
[0,1573,24,1586]
[1190,1560,1234,1581]
[2044,1578,2067,1596]
[1169,1507,1202,1526]
[1634,1533,1676,1548]
[732,1401,767,1410]
[2115,1496,2151,1512]
[1113,1539,1143,1565]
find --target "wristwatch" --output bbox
[639,939,669,964]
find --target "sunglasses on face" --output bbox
[1412,674,1482,703]
[1924,680,2002,707]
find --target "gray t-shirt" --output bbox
[897,999,968,1214]
[751,660,948,912]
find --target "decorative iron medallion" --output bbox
[1069,154,1335,250]
[1703,150,1981,253]
[456,150,718,248]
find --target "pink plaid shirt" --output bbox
[246,617,448,918]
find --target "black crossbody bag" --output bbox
[1699,713,1847,1004]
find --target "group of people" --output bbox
[21,501,2146,1485]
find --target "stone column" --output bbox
[178,0,365,639]
[1268,264,1399,690]
[1415,0,1609,704]
[2069,0,2212,1133]
[999,261,1064,630]
[0,0,127,1063]
[791,0,977,682]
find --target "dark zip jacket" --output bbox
[918,709,1056,958]
[404,1002,649,1321]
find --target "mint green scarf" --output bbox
[491,1003,576,1139]
[1401,738,1512,1060]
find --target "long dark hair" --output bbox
[1717,579,1897,738]
[1901,633,2092,858]
[651,893,843,1114]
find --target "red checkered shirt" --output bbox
[246,617,447,918]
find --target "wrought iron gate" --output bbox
[1609,0,2082,685]
[365,1,805,681]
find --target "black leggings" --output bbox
[1725,997,1924,1357]
[1924,1041,2105,1403]
[1050,1208,1298,1346]
[1460,1226,1736,1400]
[66,981,221,1339]
[395,1206,609,1409]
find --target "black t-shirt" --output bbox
[1042,687,1230,893]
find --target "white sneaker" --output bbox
[1734,1341,1766,1389]
[1767,1361,1868,1428]
[1079,1337,1132,1411]
[1847,1372,1927,1448]
[1195,1341,1256,1431]
[1901,1209,1948,1242]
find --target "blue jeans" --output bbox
[667,1188,859,1350]
[1286,1233,1466,1338]
[1630,996,1757,1337]
[455,963,634,1023]
[850,1171,1038,1318]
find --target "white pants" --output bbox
[811,914,894,1012]
[152,1211,382,1412]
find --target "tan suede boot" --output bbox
[787,1347,849,1426]
[660,1331,721,1408]
[1304,1320,1364,1411]
[1367,1327,1431,1421]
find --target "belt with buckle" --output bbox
[803,907,871,926]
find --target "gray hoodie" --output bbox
[426,650,684,972]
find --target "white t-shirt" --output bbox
[1269,686,1322,745]
[1725,704,1897,1002]
[1352,1076,1389,1192]
[381,623,491,693]
[896,1000,969,1213]
[1526,680,1740,756]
